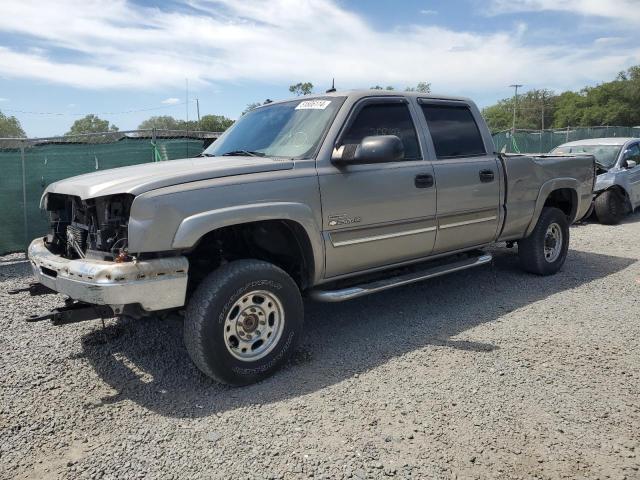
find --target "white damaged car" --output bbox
[552,138,640,224]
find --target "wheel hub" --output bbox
[543,222,562,263]
[224,290,285,362]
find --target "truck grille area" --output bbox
[43,193,134,260]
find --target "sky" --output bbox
[0,0,639,137]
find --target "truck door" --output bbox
[418,100,501,253]
[319,97,437,278]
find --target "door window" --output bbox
[341,103,421,160]
[624,144,640,165]
[420,104,486,159]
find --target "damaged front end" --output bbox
[43,193,133,261]
[27,192,189,321]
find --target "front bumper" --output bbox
[27,238,188,311]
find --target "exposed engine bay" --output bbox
[43,193,134,260]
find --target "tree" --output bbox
[66,114,118,135]
[289,82,314,96]
[242,99,273,115]
[482,89,557,132]
[199,114,234,132]
[137,115,184,130]
[405,82,431,93]
[0,110,26,137]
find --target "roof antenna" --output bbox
[325,78,336,93]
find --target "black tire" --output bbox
[594,189,625,225]
[184,259,303,386]
[518,207,569,276]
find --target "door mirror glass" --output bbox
[625,159,637,169]
[332,135,404,165]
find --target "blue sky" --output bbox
[0,0,639,137]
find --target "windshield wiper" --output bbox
[221,150,265,157]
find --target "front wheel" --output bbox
[518,207,569,276]
[594,189,625,225]
[184,260,303,386]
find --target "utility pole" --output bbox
[185,78,189,124]
[540,90,545,153]
[196,98,201,126]
[509,84,523,133]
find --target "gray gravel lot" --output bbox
[2,214,640,480]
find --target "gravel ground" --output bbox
[1,214,640,480]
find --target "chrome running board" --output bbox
[310,252,492,302]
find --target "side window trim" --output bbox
[335,96,423,161]
[418,99,487,160]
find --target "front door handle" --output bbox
[415,173,434,188]
[479,169,495,183]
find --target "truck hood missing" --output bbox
[43,156,294,201]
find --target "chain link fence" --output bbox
[492,126,640,154]
[0,129,221,255]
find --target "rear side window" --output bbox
[420,104,486,159]
[341,103,421,160]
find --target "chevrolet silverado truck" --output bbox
[27,91,594,385]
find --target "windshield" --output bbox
[203,97,345,159]
[551,144,622,168]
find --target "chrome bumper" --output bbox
[27,238,188,311]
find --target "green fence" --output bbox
[0,130,219,255]
[492,126,640,154]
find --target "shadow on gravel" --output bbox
[77,247,635,418]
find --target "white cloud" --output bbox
[0,97,8,102]
[420,9,438,15]
[488,0,640,23]
[161,97,181,105]
[0,0,637,99]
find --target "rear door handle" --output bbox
[479,169,495,182]
[415,173,434,188]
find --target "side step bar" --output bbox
[310,252,492,302]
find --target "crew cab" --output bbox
[27,91,595,385]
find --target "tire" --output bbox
[518,207,569,276]
[594,189,625,225]
[184,259,303,386]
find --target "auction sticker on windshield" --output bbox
[295,100,332,110]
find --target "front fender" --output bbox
[525,178,580,237]
[171,202,325,280]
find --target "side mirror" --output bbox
[625,159,637,169]
[332,135,404,165]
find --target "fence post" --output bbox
[20,139,28,251]
[151,128,157,162]
[566,126,570,142]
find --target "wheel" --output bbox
[184,259,303,385]
[594,189,625,225]
[518,207,569,275]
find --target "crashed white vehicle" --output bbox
[552,138,640,224]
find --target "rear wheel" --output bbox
[184,259,303,386]
[518,207,569,276]
[594,189,625,225]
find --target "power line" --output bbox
[1,100,197,117]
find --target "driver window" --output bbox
[341,103,421,160]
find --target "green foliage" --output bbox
[482,65,640,132]
[482,89,556,132]
[405,82,431,93]
[289,82,314,96]
[138,114,233,132]
[0,110,26,137]
[199,114,234,132]
[66,114,118,135]
[137,115,183,130]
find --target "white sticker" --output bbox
[295,100,331,110]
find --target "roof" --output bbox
[260,89,473,107]
[558,137,637,147]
